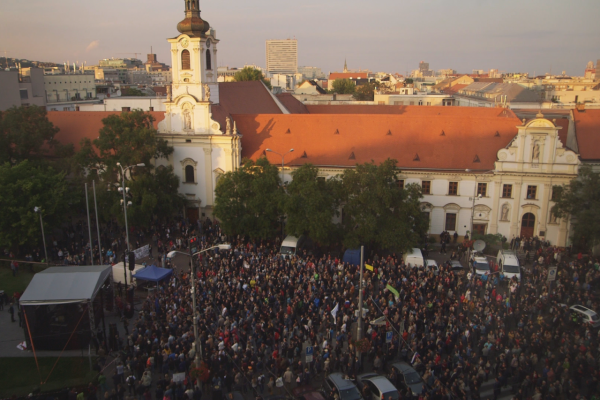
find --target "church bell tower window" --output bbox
[206,50,212,71]
[181,50,191,70]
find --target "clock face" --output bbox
[181,38,189,48]
[206,39,211,48]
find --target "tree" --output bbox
[214,157,284,239]
[234,67,272,90]
[75,110,183,225]
[0,105,64,165]
[76,110,173,176]
[0,160,75,251]
[330,79,356,94]
[340,159,427,252]
[284,164,342,245]
[553,165,600,252]
[353,82,380,101]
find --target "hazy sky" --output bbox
[2,0,599,76]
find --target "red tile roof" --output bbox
[553,118,570,150]
[574,109,600,160]
[234,109,521,170]
[306,104,518,119]
[442,84,468,95]
[212,81,284,131]
[329,72,368,80]
[48,111,165,151]
[276,93,309,114]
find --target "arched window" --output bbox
[181,50,191,70]
[185,165,195,183]
[206,49,212,70]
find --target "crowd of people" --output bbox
[76,218,600,400]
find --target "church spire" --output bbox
[344,58,348,73]
[177,0,210,37]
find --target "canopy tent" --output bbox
[133,265,173,282]
[20,265,112,305]
[112,262,145,284]
[19,265,112,351]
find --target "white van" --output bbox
[280,235,299,257]
[402,248,424,268]
[496,250,521,281]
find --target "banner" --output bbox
[331,303,339,319]
[133,244,150,260]
[365,264,373,271]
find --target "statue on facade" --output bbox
[549,210,558,224]
[183,109,192,130]
[225,117,232,135]
[203,84,211,101]
[532,141,540,162]
[501,204,510,221]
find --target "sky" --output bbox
[1,0,599,76]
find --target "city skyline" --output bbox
[1,0,599,76]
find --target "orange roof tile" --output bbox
[48,111,165,151]
[442,84,468,95]
[574,109,600,160]
[234,109,521,170]
[306,104,518,119]
[329,72,368,80]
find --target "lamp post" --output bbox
[465,169,483,263]
[116,162,145,284]
[356,245,364,359]
[265,148,294,185]
[33,207,49,266]
[168,242,232,369]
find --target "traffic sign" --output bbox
[386,331,393,343]
[305,346,313,363]
[547,266,557,282]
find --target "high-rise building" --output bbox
[266,39,298,75]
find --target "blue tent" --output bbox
[133,265,173,282]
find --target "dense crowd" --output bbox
[83,220,600,400]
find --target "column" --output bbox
[203,148,213,206]
[510,182,522,239]
[489,181,502,234]
[223,148,233,172]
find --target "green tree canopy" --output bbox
[75,110,183,225]
[553,165,600,252]
[353,82,380,101]
[76,109,173,178]
[214,157,283,239]
[284,164,342,245]
[234,67,273,90]
[330,79,356,94]
[0,105,68,165]
[340,159,426,251]
[0,160,75,250]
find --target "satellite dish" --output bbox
[473,240,486,252]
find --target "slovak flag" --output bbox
[411,352,419,365]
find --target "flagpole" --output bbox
[356,245,364,359]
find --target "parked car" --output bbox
[471,256,490,277]
[425,259,439,275]
[356,373,399,400]
[323,373,363,400]
[569,305,600,328]
[388,362,424,396]
[449,260,465,274]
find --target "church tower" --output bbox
[160,0,221,135]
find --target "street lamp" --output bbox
[116,162,145,284]
[265,148,294,184]
[465,169,484,262]
[167,242,232,369]
[33,207,49,266]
